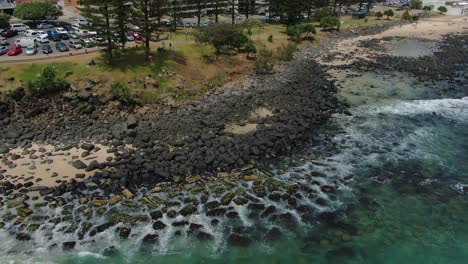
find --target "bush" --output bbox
[320,16,340,31]
[375,11,383,19]
[26,66,66,95]
[410,0,423,9]
[245,41,257,58]
[402,10,413,22]
[384,9,395,20]
[276,43,297,62]
[194,24,247,56]
[423,5,433,11]
[0,13,10,28]
[14,2,61,21]
[255,49,275,74]
[110,81,134,105]
[286,25,302,42]
[267,34,273,42]
[301,23,316,39]
[438,6,447,13]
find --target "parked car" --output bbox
[47,30,61,41]
[69,40,83,49]
[25,46,37,55]
[42,44,53,54]
[130,31,142,40]
[14,38,38,48]
[69,32,79,39]
[63,25,74,32]
[55,41,69,52]
[126,32,135,41]
[7,45,22,56]
[0,37,8,46]
[59,33,70,40]
[37,23,53,29]
[10,23,30,32]
[81,38,95,48]
[56,27,68,34]
[25,29,40,39]
[52,21,71,27]
[1,29,18,38]
[77,29,97,37]
[37,34,50,44]
[0,46,8,55]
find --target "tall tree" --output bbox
[80,0,115,63]
[132,0,166,61]
[195,0,205,26]
[113,0,131,51]
[133,0,152,60]
[227,0,236,25]
[212,0,225,23]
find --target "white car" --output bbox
[36,34,50,43]
[10,23,30,32]
[56,27,68,34]
[25,46,37,55]
[37,23,53,29]
[69,40,83,49]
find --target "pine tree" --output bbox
[80,0,115,63]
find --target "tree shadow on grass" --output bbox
[96,46,179,74]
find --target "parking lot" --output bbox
[0,25,104,59]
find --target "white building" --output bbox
[0,0,15,15]
[422,0,468,15]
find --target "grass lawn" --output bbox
[0,18,398,104]
[0,24,291,104]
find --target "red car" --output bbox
[7,45,22,56]
[130,32,142,40]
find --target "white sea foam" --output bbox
[364,97,468,122]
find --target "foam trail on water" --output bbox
[364,97,468,121]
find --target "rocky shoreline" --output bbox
[1,18,467,251]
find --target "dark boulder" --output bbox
[227,233,252,247]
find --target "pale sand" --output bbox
[224,123,258,134]
[250,107,274,119]
[320,16,468,66]
[0,143,115,188]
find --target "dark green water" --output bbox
[1,72,467,263]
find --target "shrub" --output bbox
[423,5,433,11]
[320,16,340,31]
[194,24,246,56]
[375,11,383,19]
[245,41,257,59]
[267,34,273,42]
[276,43,297,62]
[0,13,10,28]
[410,0,423,9]
[402,10,413,22]
[26,66,66,95]
[255,49,275,74]
[384,9,395,20]
[438,6,447,13]
[110,81,134,105]
[301,23,316,39]
[286,25,302,42]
